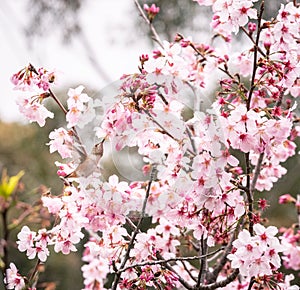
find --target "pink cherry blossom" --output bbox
[228,226,284,277]
[4,263,26,290]
[41,195,64,214]
[26,241,49,262]
[48,127,74,158]
[17,226,36,253]
[67,85,90,109]
[16,96,54,127]
[9,1,300,288]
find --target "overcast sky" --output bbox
[0,0,151,122]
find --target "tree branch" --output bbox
[121,247,224,273]
[196,237,208,287]
[111,168,155,289]
[247,0,264,110]
[245,152,254,236]
[206,229,237,283]
[195,269,239,290]
[250,152,264,193]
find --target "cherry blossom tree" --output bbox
[4,0,300,289]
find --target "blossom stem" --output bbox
[297,194,300,226]
[48,88,88,158]
[240,27,266,58]
[48,89,68,115]
[196,237,208,287]
[247,0,264,110]
[28,259,41,286]
[121,248,224,273]
[250,152,264,192]
[133,0,164,48]
[206,228,238,283]
[111,168,155,289]
[245,152,254,236]
[195,269,239,290]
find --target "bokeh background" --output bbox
[0,0,299,289]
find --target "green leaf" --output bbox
[0,170,24,198]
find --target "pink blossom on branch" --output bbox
[4,263,26,290]
[7,0,300,289]
[143,3,160,22]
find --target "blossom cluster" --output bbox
[66,85,95,129]
[5,0,300,289]
[4,263,26,290]
[228,224,283,277]
[12,65,57,126]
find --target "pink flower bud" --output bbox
[248,22,257,32]
[180,39,191,47]
[143,3,160,22]
[143,4,160,15]
[153,49,163,59]
[279,194,296,204]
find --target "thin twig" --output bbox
[247,0,265,110]
[245,152,254,236]
[2,209,9,287]
[196,269,239,290]
[156,252,194,290]
[48,89,68,115]
[243,1,265,234]
[28,259,41,285]
[48,88,88,158]
[206,226,239,283]
[181,261,198,283]
[142,109,196,157]
[133,0,164,48]
[196,237,208,287]
[250,152,264,193]
[121,247,224,273]
[111,168,155,289]
[185,126,197,154]
[297,194,300,227]
[125,216,137,231]
[240,27,266,58]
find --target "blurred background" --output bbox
[0,0,298,289]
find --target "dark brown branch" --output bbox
[247,0,265,110]
[196,237,208,287]
[156,252,194,290]
[195,269,239,290]
[121,248,224,273]
[48,89,68,115]
[2,209,9,288]
[181,261,198,283]
[206,230,237,283]
[240,27,266,58]
[250,152,264,193]
[111,169,154,289]
[245,152,254,236]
